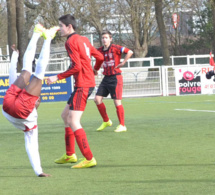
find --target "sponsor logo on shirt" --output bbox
[103,60,115,67]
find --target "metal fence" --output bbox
[0,54,211,74]
[0,56,212,98]
[91,67,162,98]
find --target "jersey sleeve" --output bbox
[115,44,130,54]
[121,46,130,54]
[57,40,82,80]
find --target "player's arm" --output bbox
[115,49,133,69]
[46,75,58,85]
[57,42,82,79]
[9,44,19,86]
[91,46,104,74]
[46,42,82,85]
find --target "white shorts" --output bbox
[2,108,38,131]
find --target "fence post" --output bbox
[171,56,174,66]
[187,55,190,65]
[0,48,2,61]
[161,66,167,96]
[150,57,154,67]
[90,33,94,46]
[64,58,68,71]
[193,54,196,65]
[127,60,130,68]
[6,45,10,60]
[165,67,169,96]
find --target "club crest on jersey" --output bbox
[104,53,113,58]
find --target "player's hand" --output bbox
[11,44,19,53]
[93,69,98,75]
[46,75,58,85]
[115,63,124,69]
[38,173,51,177]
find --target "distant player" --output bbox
[93,30,133,132]
[46,14,104,168]
[2,24,59,177]
[206,53,215,81]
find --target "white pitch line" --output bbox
[175,109,215,113]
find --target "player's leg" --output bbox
[114,99,124,126]
[111,75,127,132]
[54,104,77,164]
[62,104,76,157]
[94,79,112,131]
[95,95,108,121]
[24,127,50,177]
[66,87,96,168]
[13,24,45,89]
[2,26,44,116]
[69,110,97,169]
[114,99,126,132]
[26,26,59,97]
[94,95,109,122]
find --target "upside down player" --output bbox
[46,14,104,168]
[93,30,133,132]
[2,24,59,177]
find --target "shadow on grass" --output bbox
[98,163,215,168]
[112,179,215,184]
[1,163,215,170]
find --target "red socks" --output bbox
[116,105,125,126]
[74,128,93,160]
[97,103,125,126]
[65,127,93,160]
[97,103,109,122]
[65,127,75,156]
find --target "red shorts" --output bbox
[3,84,39,119]
[96,74,123,99]
[67,87,94,111]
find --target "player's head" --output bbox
[101,30,112,48]
[58,14,76,37]
[35,96,41,109]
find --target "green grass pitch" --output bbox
[1,95,215,195]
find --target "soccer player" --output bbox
[46,14,104,168]
[2,24,59,177]
[93,30,133,132]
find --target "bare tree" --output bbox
[164,0,182,55]
[16,0,28,69]
[6,0,16,57]
[154,0,170,65]
[65,0,117,45]
[0,0,8,55]
[36,0,61,27]
[6,0,53,71]
[116,0,157,58]
[211,0,215,53]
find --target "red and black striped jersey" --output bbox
[94,44,130,76]
[57,33,104,87]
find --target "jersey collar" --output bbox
[67,32,77,39]
[103,43,112,52]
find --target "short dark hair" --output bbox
[102,30,112,38]
[58,14,77,30]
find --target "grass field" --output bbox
[1,95,215,195]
